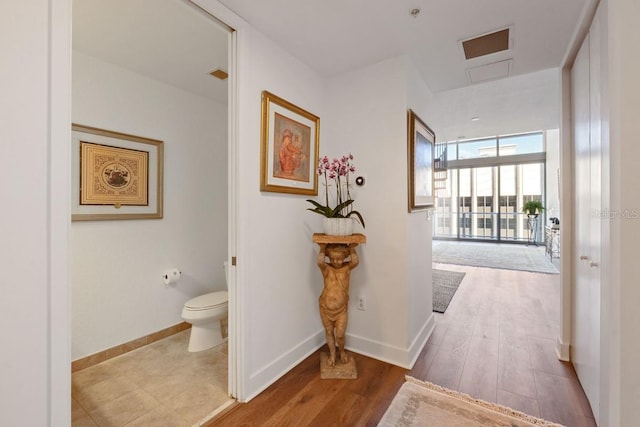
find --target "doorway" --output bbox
[70,0,238,423]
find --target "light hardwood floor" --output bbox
[210,263,596,427]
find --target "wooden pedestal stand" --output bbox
[313,233,366,379]
[312,233,367,245]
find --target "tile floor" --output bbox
[72,330,232,426]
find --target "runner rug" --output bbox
[432,269,466,313]
[379,376,564,427]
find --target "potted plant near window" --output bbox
[522,200,544,244]
[522,200,545,217]
[306,154,365,236]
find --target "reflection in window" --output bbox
[457,139,497,159]
[446,142,457,161]
[444,132,544,160]
[499,133,544,156]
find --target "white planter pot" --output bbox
[322,217,354,236]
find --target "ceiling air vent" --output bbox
[209,68,228,80]
[461,28,510,60]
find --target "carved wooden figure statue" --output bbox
[316,243,359,366]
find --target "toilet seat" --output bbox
[184,291,228,311]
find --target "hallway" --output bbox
[212,263,595,426]
[419,263,594,426]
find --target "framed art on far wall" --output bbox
[407,109,435,211]
[260,90,320,195]
[71,124,164,221]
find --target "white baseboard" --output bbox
[407,313,435,368]
[346,313,435,369]
[242,314,435,401]
[556,335,571,361]
[244,330,325,402]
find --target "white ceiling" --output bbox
[217,0,588,93]
[73,0,588,102]
[73,0,230,103]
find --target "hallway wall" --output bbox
[324,56,435,366]
[234,27,329,399]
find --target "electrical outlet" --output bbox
[357,296,365,311]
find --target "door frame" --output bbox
[49,2,251,423]
[189,0,247,400]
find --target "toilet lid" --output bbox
[185,291,228,310]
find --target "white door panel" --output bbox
[571,8,604,421]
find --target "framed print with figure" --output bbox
[260,90,320,195]
[71,124,164,221]
[407,109,435,211]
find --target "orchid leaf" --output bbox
[305,154,366,229]
[346,210,365,228]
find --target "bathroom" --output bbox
[70,0,232,424]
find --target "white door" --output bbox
[571,19,602,421]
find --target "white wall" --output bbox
[235,28,328,399]
[235,43,437,400]
[324,56,434,367]
[406,58,436,363]
[71,52,228,359]
[0,0,72,424]
[325,57,410,362]
[1,1,54,423]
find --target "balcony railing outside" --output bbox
[433,211,544,244]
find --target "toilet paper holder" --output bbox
[162,268,182,285]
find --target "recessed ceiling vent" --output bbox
[209,68,228,80]
[461,28,510,60]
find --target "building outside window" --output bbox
[433,132,546,243]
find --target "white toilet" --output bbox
[181,262,229,352]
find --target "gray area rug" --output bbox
[433,242,559,274]
[433,269,466,313]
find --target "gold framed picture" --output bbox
[260,90,320,195]
[72,124,164,221]
[407,109,435,211]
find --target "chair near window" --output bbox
[546,218,560,259]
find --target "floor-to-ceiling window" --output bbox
[434,132,546,243]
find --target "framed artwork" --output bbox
[260,90,320,195]
[407,109,435,211]
[71,124,164,221]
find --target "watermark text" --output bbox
[592,209,640,219]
